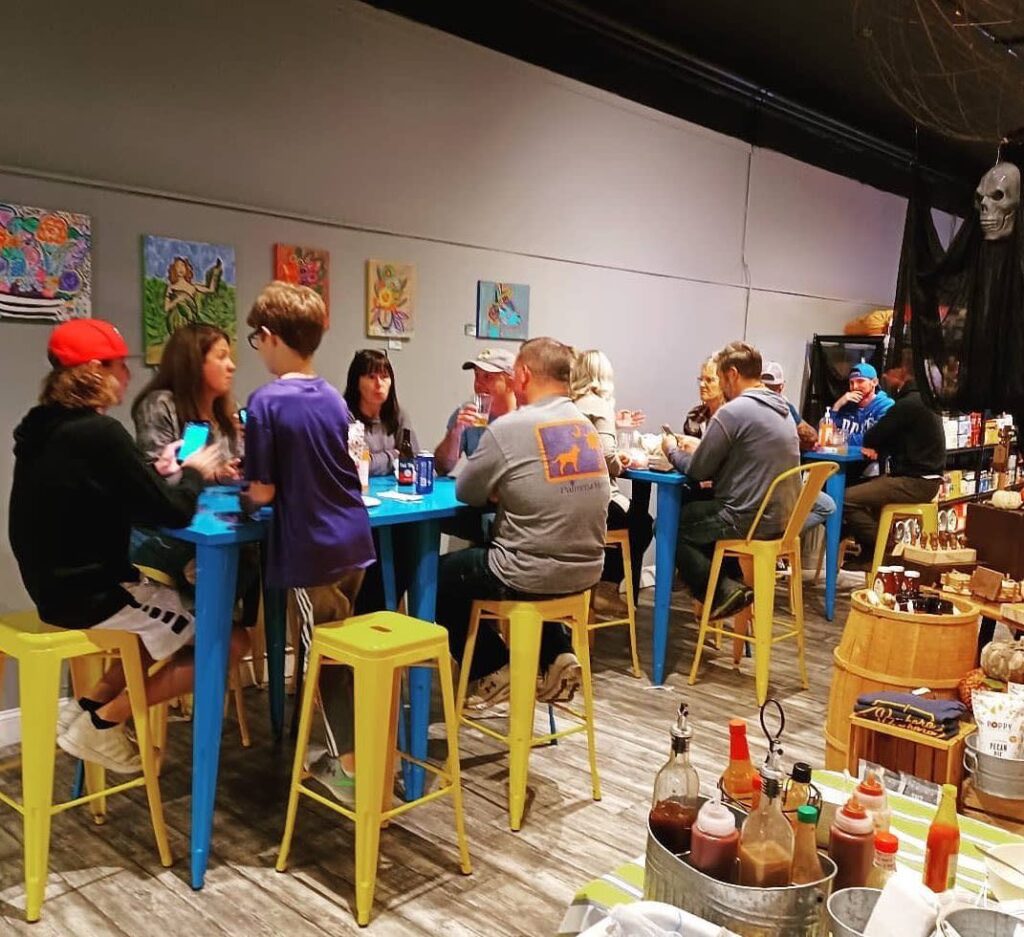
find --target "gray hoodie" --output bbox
[670,388,799,537]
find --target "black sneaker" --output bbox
[709,585,754,620]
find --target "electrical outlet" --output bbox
[464,324,477,337]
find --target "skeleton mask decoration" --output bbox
[975,162,1021,241]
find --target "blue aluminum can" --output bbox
[414,451,435,494]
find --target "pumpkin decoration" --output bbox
[958,668,988,710]
[981,639,1024,684]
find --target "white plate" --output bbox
[362,496,382,508]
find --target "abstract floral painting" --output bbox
[274,244,329,323]
[476,281,529,341]
[0,202,91,321]
[366,260,415,338]
[142,235,236,365]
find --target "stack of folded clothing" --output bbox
[854,691,967,740]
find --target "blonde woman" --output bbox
[571,349,654,613]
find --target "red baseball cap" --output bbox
[48,319,130,367]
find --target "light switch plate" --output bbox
[464,323,477,337]
[388,339,402,351]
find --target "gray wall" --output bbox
[0,0,919,709]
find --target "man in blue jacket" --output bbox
[833,362,894,448]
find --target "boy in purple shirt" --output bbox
[243,281,375,803]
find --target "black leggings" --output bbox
[602,499,654,602]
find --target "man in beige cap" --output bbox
[434,347,519,475]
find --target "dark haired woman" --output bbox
[343,348,418,475]
[343,349,419,612]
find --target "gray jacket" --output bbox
[670,388,799,537]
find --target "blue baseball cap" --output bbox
[849,363,878,380]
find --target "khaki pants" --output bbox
[288,570,365,757]
[843,475,941,554]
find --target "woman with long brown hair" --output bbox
[132,323,240,473]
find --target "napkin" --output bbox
[863,872,938,937]
[579,902,737,937]
[378,490,423,503]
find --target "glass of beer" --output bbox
[472,393,492,427]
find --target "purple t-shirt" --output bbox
[245,376,375,588]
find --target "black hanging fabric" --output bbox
[886,171,1024,433]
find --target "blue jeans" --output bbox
[674,499,746,606]
[802,491,836,533]
[436,547,574,681]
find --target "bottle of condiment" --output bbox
[890,565,906,592]
[750,773,762,810]
[648,704,701,855]
[818,408,834,448]
[872,566,894,599]
[790,805,824,885]
[690,790,739,882]
[784,762,812,828]
[722,719,757,802]
[867,832,899,889]
[397,428,415,486]
[923,784,960,893]
[738,750,794,887]
[828,795,875,891]
[855,770,891,832]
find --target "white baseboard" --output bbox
[0,707,21,748]
[0,701,76,749]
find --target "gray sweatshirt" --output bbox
[670,388,799,537]
[456,395,610,594]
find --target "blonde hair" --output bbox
[40,362,120,410]
[570,349,615,400]
[248,280,326,357]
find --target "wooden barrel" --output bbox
[824,590,979,770]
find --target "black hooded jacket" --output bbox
[9,405,203,628]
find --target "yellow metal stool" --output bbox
[689,462,837,705]
[276,611,471,927]
[590,530,642,677]
[457,593,600,832]
[0,611,171,922]
[869,501,940,581]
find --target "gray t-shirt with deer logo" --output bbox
[455,395,610,594]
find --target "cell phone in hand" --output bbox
[237,407,247,426]
[177,421,211,464]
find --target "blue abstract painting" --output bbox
[476,280,529,341]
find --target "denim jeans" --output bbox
[674,499,746,606]
[801,491,836,534]
[436,547,574,681]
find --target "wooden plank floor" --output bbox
[0,570,858,936]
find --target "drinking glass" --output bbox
[473,393,492,427]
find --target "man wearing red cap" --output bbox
[8,318,231,773]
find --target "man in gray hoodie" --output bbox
[663,341,799,619]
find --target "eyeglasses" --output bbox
[247,326,269,350]
[697,376,720,385]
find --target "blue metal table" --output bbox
[158,485,280,889]
[622,468,689,685]
[802,447,865,620]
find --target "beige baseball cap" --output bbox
[462,347,516,374]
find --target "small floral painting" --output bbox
[366,260,415,338]
[476,280,529,341]
[274,244,329,324]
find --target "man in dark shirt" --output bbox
[842,352,946,565]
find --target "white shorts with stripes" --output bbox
[99,578,196,661]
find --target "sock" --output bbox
[78,697,102,713]
[88,710,118,731]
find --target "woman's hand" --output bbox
[181,445,222,482]
[154,441,182,478]
[215,458,242,484]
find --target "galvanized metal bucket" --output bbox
[826,887,880,937]
[942,908,1024,936]
[644,821,837,937]
[964,732,1024,800]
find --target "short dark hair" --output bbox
[518,337,575,384]
[248,281,325,358]
[715,341,763,380]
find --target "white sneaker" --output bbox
[57,701,80,738]
[465,665,511,710]
[536,653,582,703]
[57,710,142,774]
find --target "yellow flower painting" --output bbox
[366,260,415,338]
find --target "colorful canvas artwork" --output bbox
[274,244,329,323]
[366,260,415,338]
[476,281,529,341]
[0,202,91,321]
[142,235,237,365]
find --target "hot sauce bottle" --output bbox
[738,747,794,887]
[649,703,701,855]
[722,719,757,802]
[923,784,960,892]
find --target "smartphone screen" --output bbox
[177,421,211,463]
[237,408,247,426]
